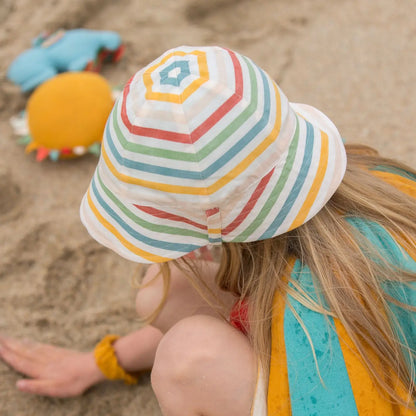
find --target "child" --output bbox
[0,46,415,415]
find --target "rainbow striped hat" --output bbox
[80,46,347,263]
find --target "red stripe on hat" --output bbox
[190,50,243,142]
[120,49,243,144]
[134,205,207,230]
[206,207,220,217]
[222,167,275,235]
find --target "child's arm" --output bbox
[0,327,161,397]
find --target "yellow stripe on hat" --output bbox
[144,50,209,103]
[86,189,171,263]
[288,131,329,231]
[102,83,282,196]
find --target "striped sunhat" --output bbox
[80,46,347,264]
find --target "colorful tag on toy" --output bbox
[40,29,66,48]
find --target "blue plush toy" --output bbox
[7,29,124,92]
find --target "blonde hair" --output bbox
[149,144,416,408]
[216,144,416,408]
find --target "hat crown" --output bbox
[103,46,291,208]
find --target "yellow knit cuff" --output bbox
[94,334,139,385]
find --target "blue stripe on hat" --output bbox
[260,119,314,239]
[91,175,201,253]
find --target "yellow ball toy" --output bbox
[23,72,114,161]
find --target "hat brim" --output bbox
[80,170,210,263]
[80,102,346,264]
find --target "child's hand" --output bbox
[0,335,105,397]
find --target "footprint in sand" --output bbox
[185,0,242,22]
[185,0,253,36]
[42,241,134,314]
[0,171,22,224]
[0,223,50,304]
[185,0,311,42]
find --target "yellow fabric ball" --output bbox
[27,72,114,157]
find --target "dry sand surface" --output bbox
[0,0,415,414]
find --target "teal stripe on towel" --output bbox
[284,260,359,416]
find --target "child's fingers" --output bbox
[17,378,83,398]
[0,337,29,359]
[17,379,60,397]
[0,336,44,361]
[0,342,41,378]
[0,335,26,352]
[3,336,38,350]
[0,334,10,350]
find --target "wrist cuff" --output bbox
[94,334,139,385]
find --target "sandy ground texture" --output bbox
[0,0,415,414]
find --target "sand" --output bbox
[0,0,415,414]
